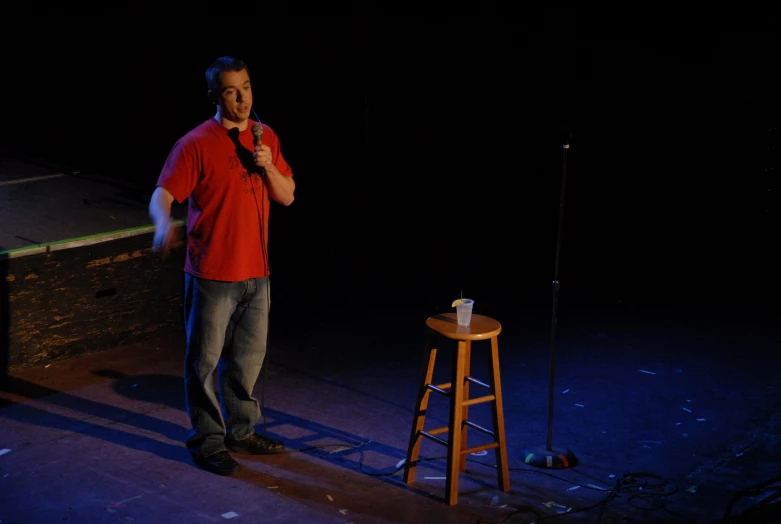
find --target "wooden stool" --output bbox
[403,312,510,505]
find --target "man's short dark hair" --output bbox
[205,56,249,92]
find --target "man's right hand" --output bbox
[152,217,175,259]
[149,186,177,259]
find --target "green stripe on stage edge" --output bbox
[0,219,186,259]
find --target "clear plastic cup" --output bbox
[456,299,474,326]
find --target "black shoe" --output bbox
[226,433,285,455]
[190,449,241,476]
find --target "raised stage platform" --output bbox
[0,152,186,371]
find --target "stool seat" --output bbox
[404,312,510,505]
[426,313,501,341]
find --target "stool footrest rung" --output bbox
[460,442,500,456]
[425,426,449,436]
[466,376,490,389]
[420,431,448,447]
[426,384,451,396]
[462,394,496,407]
[465,420,495,437]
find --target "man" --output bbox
[149,56,295,476]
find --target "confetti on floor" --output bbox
[221,512,238,519]
[114,496,142,505]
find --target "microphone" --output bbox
[252,123,266,177]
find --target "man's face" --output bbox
[216,69,252,123]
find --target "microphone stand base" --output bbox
[521,445,579,469]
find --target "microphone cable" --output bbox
[250,109,272,434]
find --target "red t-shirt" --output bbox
[157,118,293,281]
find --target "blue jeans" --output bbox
[183,274,270,456]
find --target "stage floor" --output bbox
[1,148,779,523]
[1,303,779,523]
[0,155,147,252]
[0,148,187,255]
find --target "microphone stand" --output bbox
[521,130,578,469]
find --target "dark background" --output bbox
[0,14,778,323]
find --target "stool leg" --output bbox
[489,335,510,492]
[459,340,472,472]
[404,332,438,485]
[446,339,468,505]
